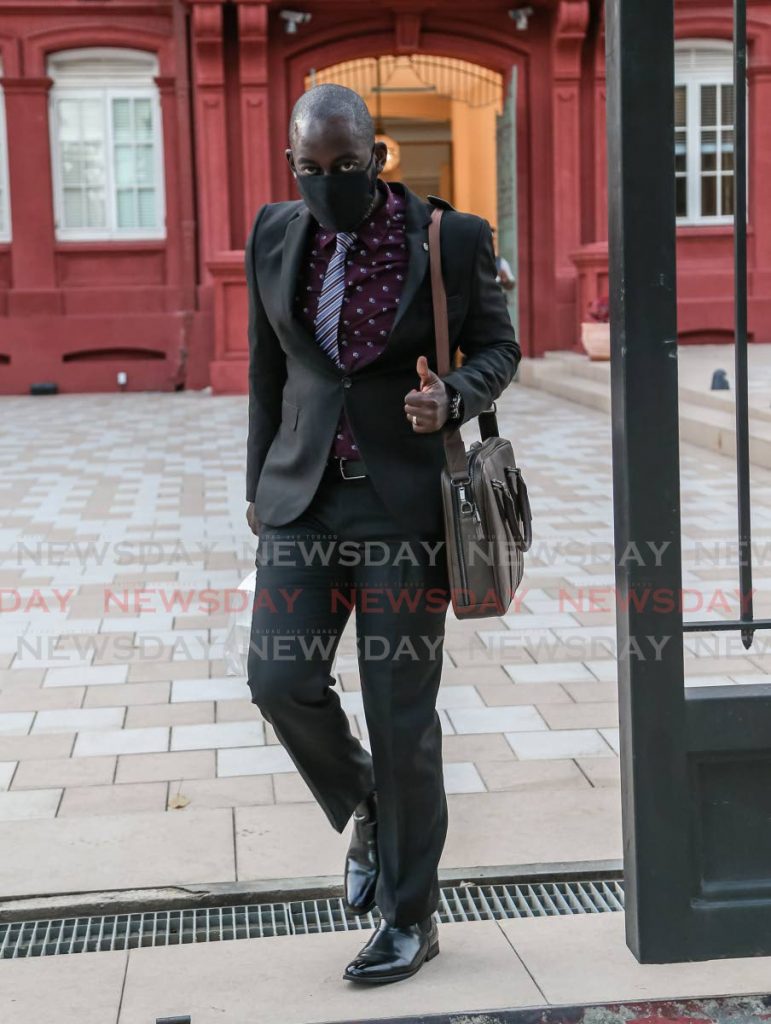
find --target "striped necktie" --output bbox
[314,231,357,366]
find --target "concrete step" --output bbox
[520,355,771,469]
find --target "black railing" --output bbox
[679,0,762,649]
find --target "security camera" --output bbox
[280,10,312,34]
[508,6,534,30]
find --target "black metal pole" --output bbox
[606,0,691,962]
[733,0,755,649]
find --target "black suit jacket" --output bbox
[245,182,521,537]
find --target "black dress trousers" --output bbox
[246,464,451,928]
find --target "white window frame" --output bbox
[675,40,743,227]
[0,58,11,243]
[47,47,166,242]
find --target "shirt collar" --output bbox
[316,179,396,253]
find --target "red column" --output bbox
[237,0,272,239]
[187,1,230,280]
[749,63,771,274]
[748,59,771,335]
[3,76,61,314]
[155,75,187,300]
[593,24,608,243]
[551,0,590,347]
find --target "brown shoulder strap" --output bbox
[428,209,451,377]
[428,207,468,480]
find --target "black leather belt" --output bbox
[325,456,369,480]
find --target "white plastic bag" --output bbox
[223,568,256,677]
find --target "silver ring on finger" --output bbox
[412,414,419,427]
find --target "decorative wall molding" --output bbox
[553,0,590,81]
[395,12,421,54]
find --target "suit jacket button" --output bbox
[342,376,352,389]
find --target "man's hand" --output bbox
[404,356,450,433]
[246,502,261,537]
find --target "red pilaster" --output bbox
[187,1,230,281]
[593,22,608,243]
[2,76,60,314]
[237,1,271,238]
[748,59,771,295]
[551,0,590,347]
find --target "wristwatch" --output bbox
[447,385,464,424]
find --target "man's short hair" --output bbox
[289,84,375,147]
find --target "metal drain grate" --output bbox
[0,878,623,959]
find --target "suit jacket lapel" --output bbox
[279,204,345,376]
[389,188,433,338]
[280,205,313,331]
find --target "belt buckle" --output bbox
[337,457,366,480]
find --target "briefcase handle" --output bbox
[428,209,498,480]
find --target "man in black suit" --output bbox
[245,84,519,984]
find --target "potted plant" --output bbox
[581,295,610,361]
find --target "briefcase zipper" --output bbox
[452,483,472,601]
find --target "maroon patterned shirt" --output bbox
[295,179,408,459]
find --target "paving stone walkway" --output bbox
[2,382,771,899]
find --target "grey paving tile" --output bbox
[73,726,169,758]
[441,789,622,869]
[235,802,346,881]
[0,948,127,1024]
[576,756,622,787]
[441,733,515,763]
[125,701,214,728]
[167,775,273,810]
[448,705,548,734]
[443,761,486,794]
[0,761,16,790]
[218,745,294,777]
[43,664,129,688]
[272,771,314,803]
[171,720,265,751]
[83,682,171,708]
[503,912,771,1005]
[506,728,615,760]
[32,707,125,734]
[171,677,249,703]
[11,755,115,790]
[477,759,588,792]
[0,711,34,736]
[0,788,61,820]
[59,782,167,817]
[0,686,86,712]
[504,661,597,684]
[537,701,619,730]
[116,749,215,784]
[0,732,75,761]
[0,808,235,896]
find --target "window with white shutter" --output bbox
[675,42,739,226]
[0,58,10,242]
[47,48,166,241]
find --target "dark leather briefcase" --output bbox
[429,207,532,618]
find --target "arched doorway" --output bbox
[300,54,520,342]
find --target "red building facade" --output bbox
[1,0,770,395]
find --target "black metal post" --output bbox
[606,0,692,962]
[733,0,755,649]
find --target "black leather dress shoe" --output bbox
[344,792,378,915]
[343,916,440,985]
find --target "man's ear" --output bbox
[285,148,297,175]
[373,140,388,174]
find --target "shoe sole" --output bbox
[345,898,377,917]
[342,942,440,985]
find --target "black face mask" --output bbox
[294,151,379,233]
